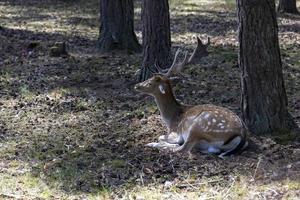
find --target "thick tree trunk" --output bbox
[98,0,141,53]
[278,0,298,14]
[139,0,171,81]
[237,0,291,134]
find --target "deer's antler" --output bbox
[154,36,210,77]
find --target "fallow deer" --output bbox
[135,37,249,158]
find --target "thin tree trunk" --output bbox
[98,0,141,53]
[278,0,298,14]
[139,0,171,81]
[237,0,291,134]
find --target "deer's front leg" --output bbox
[146,132,182,150]
[158,132,183,144]
[145,141,180,150]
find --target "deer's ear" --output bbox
[159,84,166,94]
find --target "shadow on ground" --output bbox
[1,26,299,196]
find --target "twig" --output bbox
[222,176,236,199]
[176,178,223,188]
[183,180,198,190]
[140,166,144,186]
[0,193,37,199]
[168,154,175,173]
[252,155,263,181]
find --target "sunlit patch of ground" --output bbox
[0,0,99,44]
[0,0,299,199]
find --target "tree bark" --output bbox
[278,0,298,14]
[139,0,171,81]
[98,0,141,53]
[237,0,291,134]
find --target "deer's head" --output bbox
[135,36,210,96]
[134,74,172,96]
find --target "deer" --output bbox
[134,37,249,159]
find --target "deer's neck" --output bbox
[154,89,183,128]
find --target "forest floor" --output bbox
[0,0,300,199]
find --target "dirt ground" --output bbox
[0,0,299,199]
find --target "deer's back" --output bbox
[177,104,245,142]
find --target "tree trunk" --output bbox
[139,0,171,81]
[98,0,141,53]
[237,0,291,134]
[278,0,298,14]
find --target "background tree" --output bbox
[278,0,299,14]
[139,0,171,81]
[237,0,291,134]
[98,0,141,53]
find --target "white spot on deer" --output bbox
[212,118,216,123]
[197,118,202,123]
[159,85,166,94]
[204,113,210,119]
